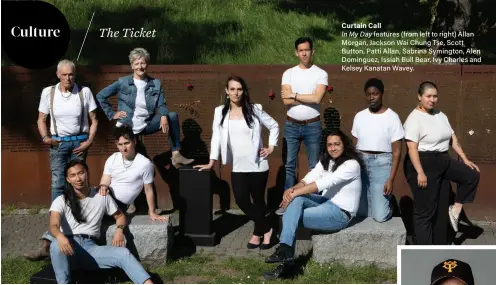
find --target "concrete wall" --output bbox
[2,65,495,220]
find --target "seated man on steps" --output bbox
[98,125,167,221]
[263,130,363,279]
[49,159,153,284]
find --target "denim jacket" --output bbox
[95,74,169,125]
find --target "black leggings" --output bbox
[231,171,270,236]
[404,151,480,245]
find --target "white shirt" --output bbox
[50,188,119,239]
[404,109,454,152]
[227,119,269,172]
[103,153,155,205]
[116,79,148,134]
[352,108,405,152]
[210,104,279,165]
[281,65,328,120]
[302,159,362,216]
[38,83,97,136]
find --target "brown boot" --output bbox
[23,247,50,261]
[171,152,194,168]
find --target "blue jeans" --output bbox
[49,140,88,202]
[280,194,350,248]
[139,112,181,152]
[284,120,322,190]
[357,152,393,222]
[50,236,150,284]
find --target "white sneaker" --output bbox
[448,205,460,232]
[275,208,285,216]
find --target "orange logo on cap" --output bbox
[443,261,458,272]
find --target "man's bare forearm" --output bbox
[87,112,98,143]
[37,116,49,139]
[144,187,156,214]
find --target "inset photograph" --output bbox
[399,246,496,285]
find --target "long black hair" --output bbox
[220,75,256,128]
[63,159,88,223]
[320,129,364,172]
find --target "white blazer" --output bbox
[210,104,279,165]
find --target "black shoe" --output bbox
[263,263,291,280]
[247,242,260,249]
[265,245,294,263]
[247,236,262,249]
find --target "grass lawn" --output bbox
[1,252,396,284]
[2,0,432,65]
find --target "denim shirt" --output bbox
[95,74,169,126]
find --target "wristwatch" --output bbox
[117,225,125,230]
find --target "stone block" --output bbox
[105,215,172,265]
[311,217,406,268]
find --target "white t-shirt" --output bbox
[103,152,155,205]
[351,108,405,152]
[50,188,119,239]
[282,65,328,120]
[227,119,269,172]
[38,83,97,136]
[302,159,362,216]
[116,79,148,134]
[403,109,454,152]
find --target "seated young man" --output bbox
[98,125,166,221]
[264,130,363,279]
[49,159,153,284]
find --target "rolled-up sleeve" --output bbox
[314,160,360,192]
[302,161,324,185]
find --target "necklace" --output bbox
[60,91,72,102]
[122,155,135,169]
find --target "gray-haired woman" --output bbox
[96,47,193,168]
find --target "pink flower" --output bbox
[186,83,194,91]
[268,90,276,100]
[327,85,334,92]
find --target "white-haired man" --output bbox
[24,59,98,260]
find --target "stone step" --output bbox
[311,217,406,268]
[104,215,173,265]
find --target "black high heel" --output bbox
[260,229,276,250]
[247,236,262,249]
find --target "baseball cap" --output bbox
[430,259,474,285]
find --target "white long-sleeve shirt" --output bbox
[302,159,362,216]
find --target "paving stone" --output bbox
[312,217,406,269]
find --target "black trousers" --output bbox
[404,151,480,245]
[231,171,271,236]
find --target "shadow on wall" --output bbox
[151,119,231,213]
[1,69,56,143]
[320,106,341,151]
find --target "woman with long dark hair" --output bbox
[264,129,363,279]
[194,76,279,249]
[404,81,480,245]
